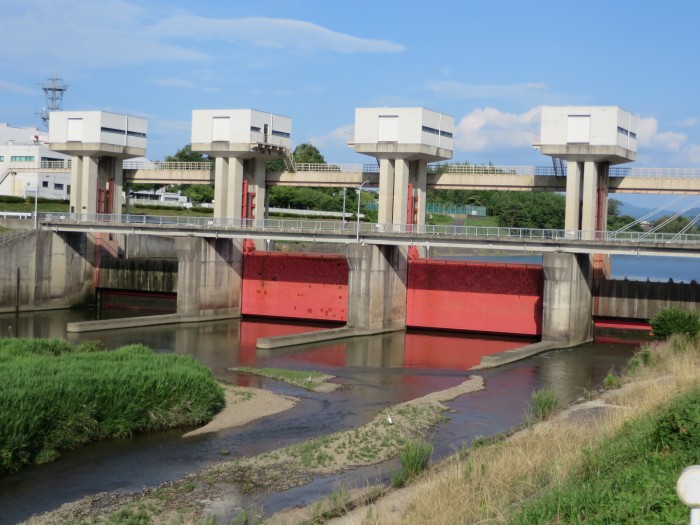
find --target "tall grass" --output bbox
[0,339,224,474]
[391,439,433,487]
[371,335,700,524]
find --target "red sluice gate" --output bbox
[242,252,349,322]
[406,259,543,336]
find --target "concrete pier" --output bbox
[175,237,243,317]
[345,243,408,332]
[541,252,594,345]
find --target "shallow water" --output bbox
[0,310,637,524]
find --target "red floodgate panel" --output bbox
[407,260,543,336]
[242,252,349,322]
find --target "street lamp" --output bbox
[356,180,369,243]
[34,174,40,230]
[342,188,346,224]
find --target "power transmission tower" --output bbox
[38,76,68,129]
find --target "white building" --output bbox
[0,123,71,200]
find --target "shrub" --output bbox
[650,307,700,339]
[652,388,700,452]
[529,388,558,421]
[391,439,433,487]
[0,339,224,474]
[603,372,621,390]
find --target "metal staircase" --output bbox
[552,157,566,177]
[283,148,296,172]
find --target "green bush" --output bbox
[529,388,559,421]
[650,307,700,339]
[391,439,433,487]
[652,388,700,452]
[0,339,224,474]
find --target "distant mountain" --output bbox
[617,202,700,220]
[617,201,653,219]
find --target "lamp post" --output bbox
[33,176,39,230]
[356,180,369,243]
[342,188,346,224]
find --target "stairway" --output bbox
[552,157,566,177]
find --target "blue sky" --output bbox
[1,0,698,208]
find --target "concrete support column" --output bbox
[79,157,98,216]
[415,160,428,228]
[345,243,408,332]
[564,161,582,232]
[581,161,599,239]
[596,162,610,232]
[392,159,410,230]
[378,158,395,225]
[174,237,243,317]
[111,158,124,216]
[541,252,593,345]
[69,156,83,214]
[252,159,266,221]
[214,157,244,221]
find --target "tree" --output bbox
[266,143,326,172]
[165,145,209,163]
[165,145,214,204]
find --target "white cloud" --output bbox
[0,1,403,72]
[0,80,36,95]
[427,80,547,100]
[637,117,687,152]
[309,124,353,150]
[147,15,405,54]
[151,78,197,89]
[453,107,541,152]
[677,117,699,127]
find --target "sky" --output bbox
[1,0,699,209]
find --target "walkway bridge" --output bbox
[11,160,700,194]
[40,213,700,258]
[123,161,700,194]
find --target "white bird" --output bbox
[387,415,393,425]
[306,374,313,382]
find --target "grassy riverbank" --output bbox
[0,338,224,474]
[368,335,700,524]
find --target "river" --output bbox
[0,250,690,522]
[0,308,639,524]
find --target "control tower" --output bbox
[191,110,291,221]
[49,111,147,215]
[350,108,453,229]
[536,106,637,237]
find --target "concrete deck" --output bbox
[66,312,239,333]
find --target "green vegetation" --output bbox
[231,366,331,391]
[0,338,224,474]
[510,388,700,524]
[650,306,700,339]
[528,388,559,421]
[391,439,433,487]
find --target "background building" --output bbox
[0,123,71,200]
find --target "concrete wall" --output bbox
[595,279,700,319]
[97,257,177,293]
[122,234,177,259]
[191,109,291,147]
[0,231,94,313]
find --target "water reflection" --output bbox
[0,309,637,525]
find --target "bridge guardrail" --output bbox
[38,213,700,245]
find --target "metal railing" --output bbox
[0,229,34,245]
[123,160,213,171]
[38,213,700,246]
[294,163,379,173]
